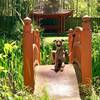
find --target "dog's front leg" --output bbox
[60,62,65,72]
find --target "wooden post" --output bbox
[23,17,35,91]
[33,29,40,64]
[68,29,74,63]
[81,15,92,85]
[73,27,83,67]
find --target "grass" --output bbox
[43,37,68,44]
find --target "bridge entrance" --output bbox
[23,15,92,99]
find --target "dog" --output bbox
[53,39,67,72]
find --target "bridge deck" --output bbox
[34,64,81,100]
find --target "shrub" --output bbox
[92,34,100,77]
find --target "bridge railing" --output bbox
[68,15,92,85]
[23,17,40,91]
[23,15,92,91]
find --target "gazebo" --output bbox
[29,0,73,33]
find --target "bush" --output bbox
[92,34,100,77]
[93,76,100,96]
[0,36,51,100]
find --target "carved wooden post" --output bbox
[34,29,40,64]
[68,29,74,63]
[73,27,83,66]
[81,15,92,85]
[36,30,40,63]
[23,17,35,91]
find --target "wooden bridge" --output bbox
[23,15,92,99]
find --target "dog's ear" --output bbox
[61,39,64,42]
[53,40,56,42]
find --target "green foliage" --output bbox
[43,0,60,13]
[79,84,99,100]
[0,77,50,100]
[93,76,100,96]
[40,37,52,64]
[40,37,68,64]
[97,0,100,15]
[92,21,100,33]
[64,0,98,17]
[91,33,100,98]
[92,34,100,77]
[0,0,35,17]
[0,35,50,99]
[11,21,23,40]
[0,37,23,89]
[79,84,92,100]
[0,16,17,36]
[0,0,99,17]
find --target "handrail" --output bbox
[68,15,92,85]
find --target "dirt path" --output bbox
[34,64,81,100]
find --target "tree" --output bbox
[43,0,60,13]
[97,0,100,16]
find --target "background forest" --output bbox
[0,0,100,17]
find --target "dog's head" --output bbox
[53,39,64,48]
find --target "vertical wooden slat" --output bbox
[33,30,40,64]
[68,29,74,63]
